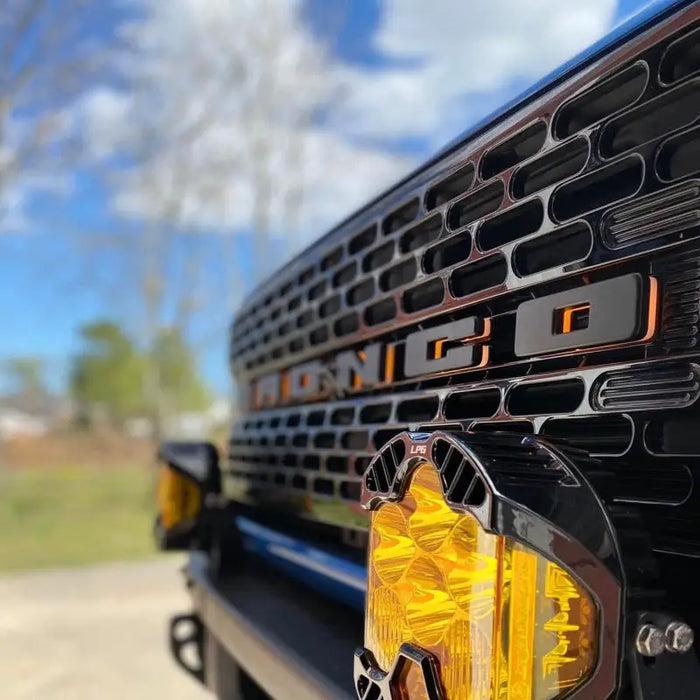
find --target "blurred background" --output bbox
[0,0,653,697]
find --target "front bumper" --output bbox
[180,552,361,699]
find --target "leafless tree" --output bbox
[79,0,335,434]
[0,0,111,226]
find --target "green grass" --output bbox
[0,465,160,572]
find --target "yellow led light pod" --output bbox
[155,441,220,551]
[354,432,624,700]
[157,464,202,531]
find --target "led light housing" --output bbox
[354,431,624,700]
[155,441,220,550]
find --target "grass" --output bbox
[0,464,160,573]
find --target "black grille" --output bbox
[228,9,700,558]
[229,21,700,377]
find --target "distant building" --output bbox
[165,397,233,439]
[0,394,65,438]
[123,398,233,439]
[0,408,49,438]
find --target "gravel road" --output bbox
[0,557,210,700]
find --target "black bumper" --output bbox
[181,552,362,699]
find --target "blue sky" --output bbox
[0,0,662,394]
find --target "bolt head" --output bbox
[665,622,694,654]
[636,623,666,657]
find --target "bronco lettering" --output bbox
[248,275,657,410]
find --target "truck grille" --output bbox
[228,6,700,558]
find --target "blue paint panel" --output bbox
[236,516,367,610]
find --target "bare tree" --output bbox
[78,0,335,434]
[0,0,110,226]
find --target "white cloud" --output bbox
[77,87,131,158]
[332,0,617,146]
[77,0,618,264]
[78,0,410,260]
[110,120,411,258]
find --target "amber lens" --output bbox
[365,463,597,700]
[157,465,201,530]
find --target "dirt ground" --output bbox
[0,557,209,699]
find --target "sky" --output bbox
[0,0,665,394]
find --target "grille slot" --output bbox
[314,432,335,449]
[310,326,328,345]
[480,121,547,180]
[507,378,585,416]
[331,407,355,425]
[448,180,504,230]
[450,254,507,298]
[333,262,356,288]
[553,61,648,139]
[609,463,692,506]
[365,297,396,326]
[380,258,417,292]
[594,363,700,410]
[327,456,348,473]
[426,162,475,210]
[383,198,419,235]
[334,313,359,337]
[314,478,335,496]
[373,428,408,449]
[660,24,700,84]
[297,309,313,328]
[423,231,472,273]
[350,225,377,254]
[400,214,442,253]
[511,137,589,199]
[541,415,633,456]
[308,280,326,301]
[363,241,394,272]
[347,279,375,305]
[298,267,314,285]
[513,221,592,276]
[303,455,320,470]
[319,294,341,318]
[657,125,700,181]
[551,155,644,221]
[646,416,700,455]
[321,247,343,271]
[340,481,361,501]
[292,433,308,447]
[342,431,369,450]
[360,403,392,424]
[308,410,324,425]
[396,396,439,423]
[600,79,700,157]
[403,278,445,313]
[444,388,501,420]
[355,456,372,475]
[477,199,543,251]
[602,181,700,248]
